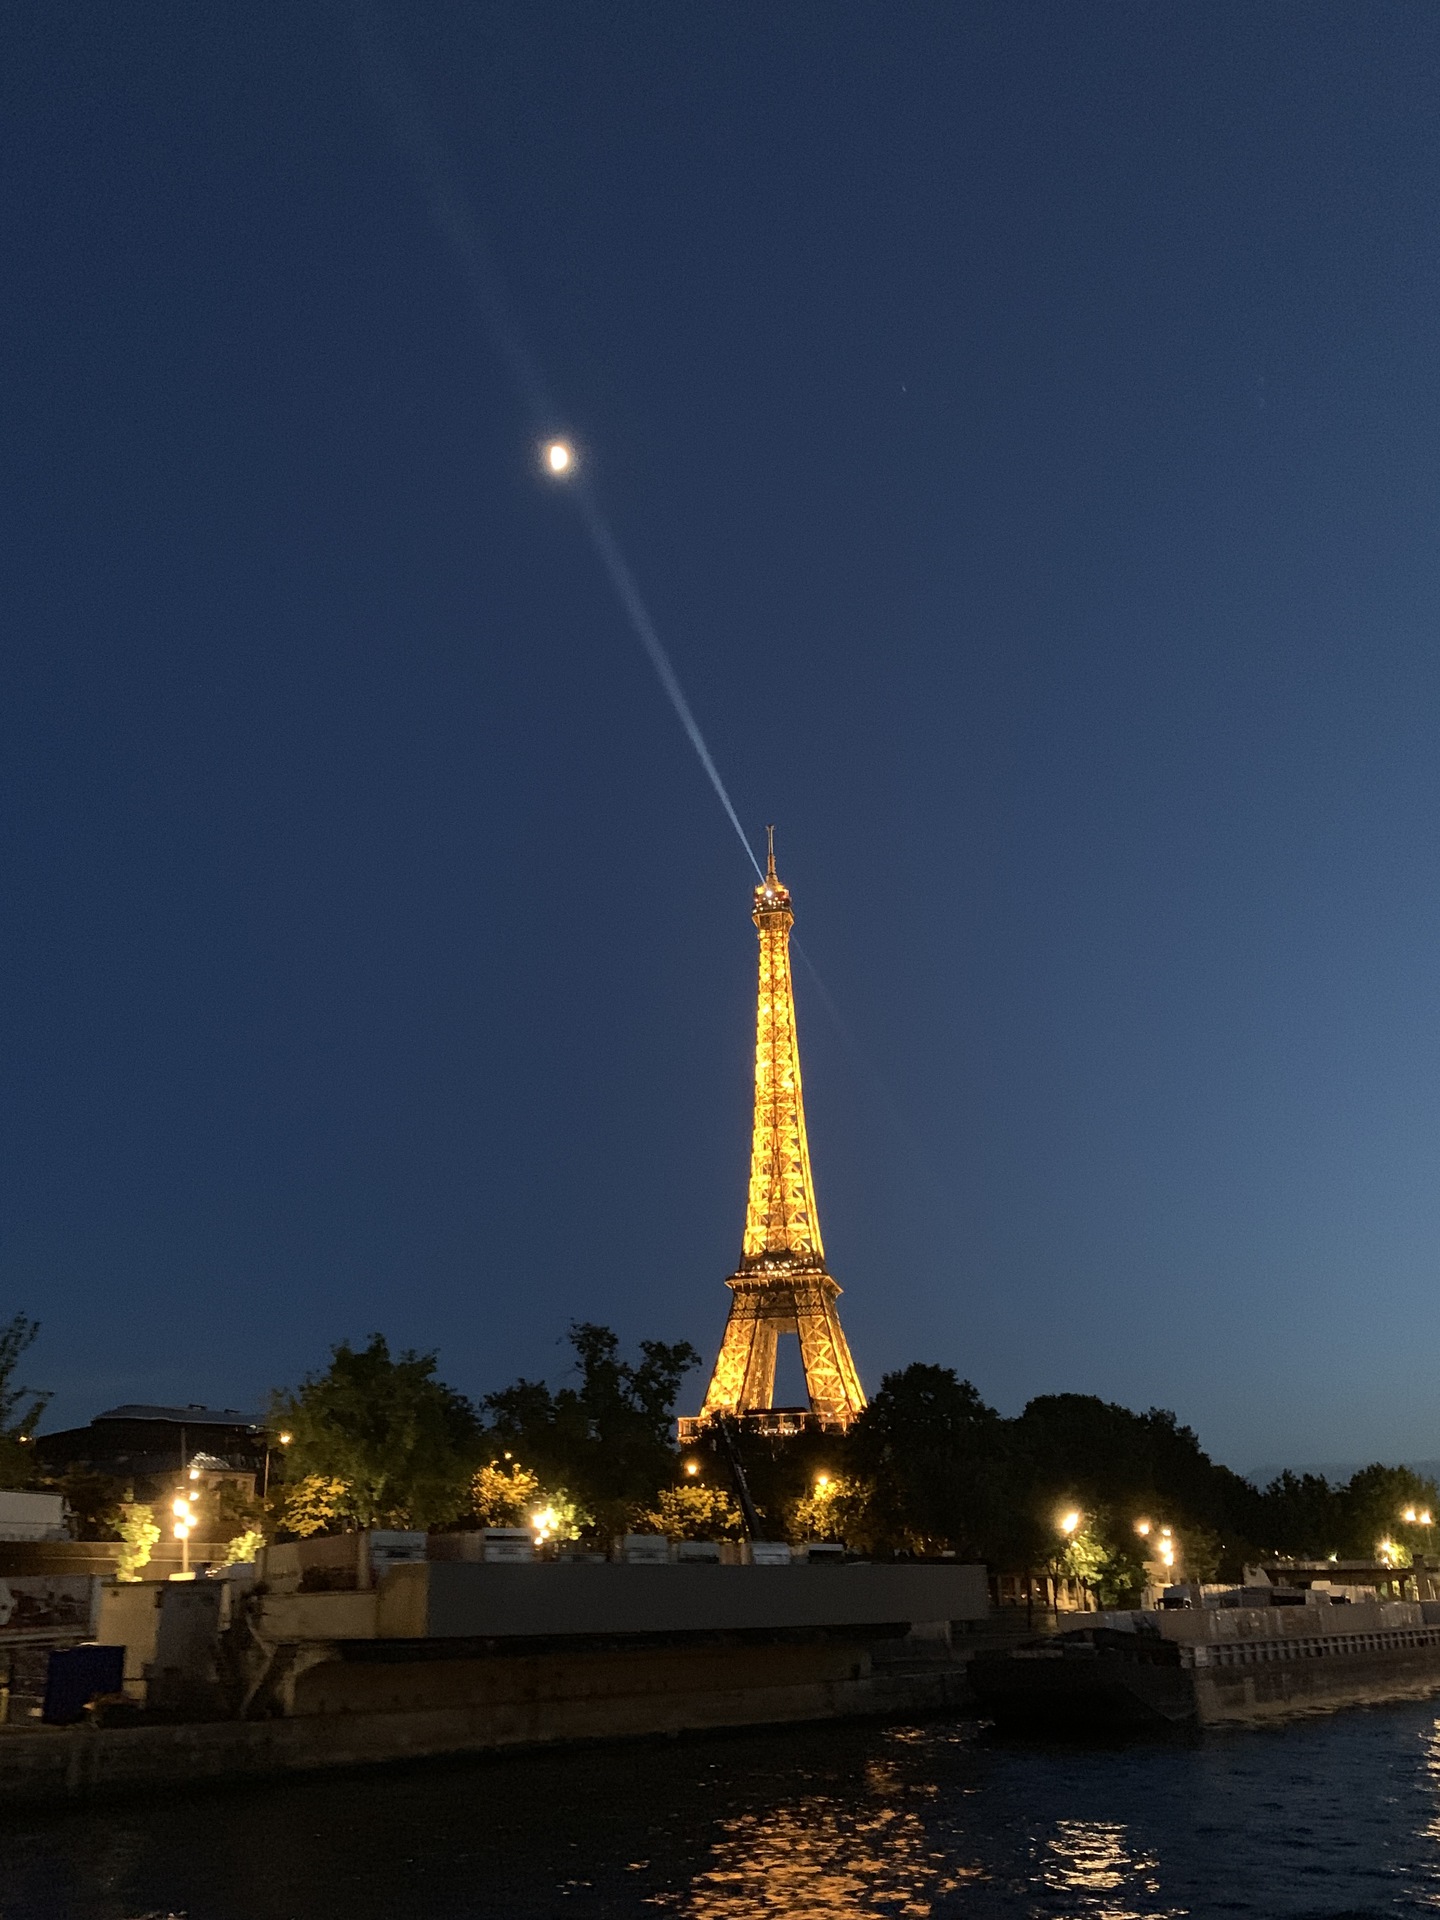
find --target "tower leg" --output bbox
[794,1285,866,1426]
[738,1318,779,1411]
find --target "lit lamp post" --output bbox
[530,1507,559,1550]
[262,1430,292,1502]
[1401,1507,1433,1551]
[1055,1512,1081,1610]
[171,1491,197,1576]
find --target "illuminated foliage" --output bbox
[281,1474,348,1538]
[471,1461,541,1526]
[115,1504,160,1581]
[485,1322,699,1535]
[272,1334,483,1531]
[644,1484,744,1540]
[220,1528,265,1567]
[788,1473,865,1544]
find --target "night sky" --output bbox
[7,5,1440,1470]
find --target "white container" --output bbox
[0,1491,66,1542]
[745,1541,793,1566]
[365,1531,427,1580]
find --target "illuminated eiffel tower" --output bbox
[679,831,866,1440]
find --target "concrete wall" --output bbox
[290,1638,867,1717]
[377,1560,989,1640]
[0,1656,970,1806]
[1105,1598,1425,1644]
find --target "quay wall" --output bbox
[1194,1642,1440,1724]
[0,1646,968,1808]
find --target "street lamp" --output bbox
[530,1507,559,1548]
[171,1492,197,1576]
[1059,1511,1081,1536]
[262,1430,293,1502]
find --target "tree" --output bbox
[116,1505,160,1582]
[472,1460,542,1526]
[281,1475,348,1538]
[485,1323,699,1534]
[644,1484,744,1540]
[843,1365,1013,1559]
[272,1335,483,1531]
[1252,1471,1344,1559]
[1339,1464,1440,1563]
[0,1314,49,1490]
[53,1469,122,1542]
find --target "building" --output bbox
[680,834,866,1440]
[33,1404,267,1502]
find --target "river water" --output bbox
[6,1703,1440,1918]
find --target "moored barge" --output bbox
[970,1593,1440,1730]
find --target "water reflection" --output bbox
[13,1706,1440,1917]
[1040,1820,1171,1919]
[661,1732,981,1916]
[1415,1711,1440,1903]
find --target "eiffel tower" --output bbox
[679,832,866,1440]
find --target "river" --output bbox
[5,1703,1440,1917]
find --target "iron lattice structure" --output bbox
[681,833,866,1439]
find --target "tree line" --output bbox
[3,1311,1436,1596]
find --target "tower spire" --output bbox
[682,839,867,1437]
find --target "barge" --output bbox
[0,1539,988,1805]
[970,1591,1440,1731]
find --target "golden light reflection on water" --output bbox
[651,1737,981,1917]
[1040,1819,1172,1919]
[648,1727,1188,1919]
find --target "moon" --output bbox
[545,440,574,475]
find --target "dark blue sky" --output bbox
[7,4,1440,1469]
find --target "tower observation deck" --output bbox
[678,833,866,1441]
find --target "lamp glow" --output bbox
[531,1506,559,1546]
[1059,1511,1081,1536]
[545,440,574,475]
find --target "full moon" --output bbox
[545,440,574,474]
